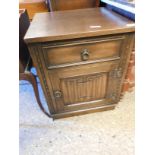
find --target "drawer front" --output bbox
[42,36,125,68]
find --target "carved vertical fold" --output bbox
[60,73,107,105]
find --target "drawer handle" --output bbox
[81,49,89,61]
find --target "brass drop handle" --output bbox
[81,49,89,61]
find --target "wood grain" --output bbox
[24,8,134,43]
[49,60,120,113]
[52,104,116,119]
[43,36,124,66]
[61,73,107,105]
[19,0,48,20]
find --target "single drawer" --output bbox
[42,36,125,68]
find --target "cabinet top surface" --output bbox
[24,7,135,43]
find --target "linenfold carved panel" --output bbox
[60,73,108,105]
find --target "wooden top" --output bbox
[24,7,135,43]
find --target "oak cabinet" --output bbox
[25,8,135,119]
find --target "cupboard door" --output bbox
[49,60,121,113]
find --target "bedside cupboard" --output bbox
[25,8,135,119]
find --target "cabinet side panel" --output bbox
[117,33,135,99]
[28,44,57,114]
